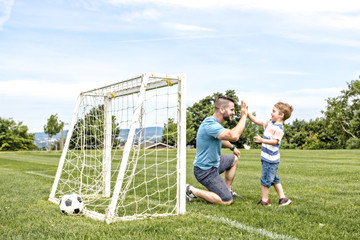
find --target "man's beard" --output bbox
[223,113,231,122]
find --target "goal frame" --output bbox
[48,73,187,222]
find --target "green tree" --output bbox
[162,112,196,146]
[187,95,217,147]
[322,79,360,148]
[162,118,177,146]
[69,105,120,150]
[186,112,196,145]
[44,114,64,151]
[284,118,334,149]
[0,117,35,151]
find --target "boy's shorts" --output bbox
[194,154,235,202]
[260,160,280,187]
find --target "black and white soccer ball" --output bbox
[59,193,84,215]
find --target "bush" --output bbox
[346,137,360,149]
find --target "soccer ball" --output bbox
[59,193,84,215]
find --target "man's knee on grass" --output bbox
[211,193,233,205]
[220,199,233,205]
[204,190,233,205]
[219,190,233,204]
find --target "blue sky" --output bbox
[1,0,360,132]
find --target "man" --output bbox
[186,96,248,205]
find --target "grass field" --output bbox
[0,149,359,239]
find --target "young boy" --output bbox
[247,102,293,206]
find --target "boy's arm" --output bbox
[254,135,279,145]
[247,112,263,126]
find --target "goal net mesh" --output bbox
[49,74,185,221]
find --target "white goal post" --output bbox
[49,73,186,222]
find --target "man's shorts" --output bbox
[194,154,235,202]
[260,160,280,187]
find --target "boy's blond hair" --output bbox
[275,102,293,121]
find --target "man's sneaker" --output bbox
[279,197,292,206]
[257,199,271,206]
[230,187,242,198]
[186,184,197,202]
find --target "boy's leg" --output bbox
[261,185,270,202]
[260,160,279,204]
[273,183,285,199]
[274,183,292,205]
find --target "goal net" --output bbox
[49,73,186,223]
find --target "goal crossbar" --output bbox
[81,73,179,97]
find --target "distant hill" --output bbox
[33,127,164,149]
[33,130,68,149]
[118,126,164,143]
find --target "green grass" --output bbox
[1,149,359,239]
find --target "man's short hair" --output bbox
[214,96,236,110]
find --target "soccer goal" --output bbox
[48,73,187,223]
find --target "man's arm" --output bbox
[222,140,233,149]
[217,101,248,142]
[222,141,241,158]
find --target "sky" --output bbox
[1,0,360,133]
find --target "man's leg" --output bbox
[224,156,238,190]
[190,186,232,205]
[189,166,233,205]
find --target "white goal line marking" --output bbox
[0,167,11,171]
[25,171,55,179]
[206,216,299,240]
[25,170,94,188]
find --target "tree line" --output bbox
[182,79,360,150]
[1,79,359,151]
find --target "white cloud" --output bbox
[315,14,360,31]
[268,70,312,76]
[281,32,360,47]
[164,23,215,32]
[285,88,342,95]
[121,9,161,22]
[0,0,14,30]
[106,0,360,35]
[236,87,342,121]
[0,80,97,100]
[107,0,360,13]
[238,88,341,108]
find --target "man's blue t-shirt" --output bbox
[194,116,225,170]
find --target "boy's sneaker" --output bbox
[279,197,292,206]
[230,187,242,198]
[186,184,197,202]
[257,199,271,206]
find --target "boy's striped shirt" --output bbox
[261,121,284,163]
